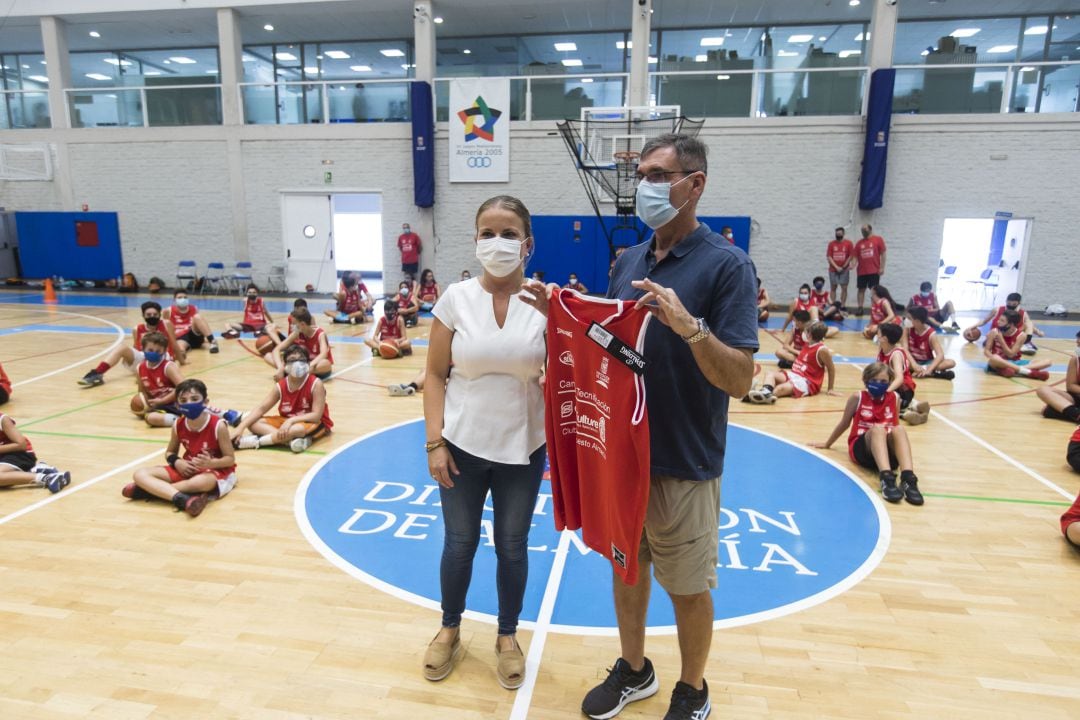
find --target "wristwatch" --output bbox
[682,317,711,344]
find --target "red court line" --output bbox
[235,338,266,359]
[330,377,393,390]
[3,340,112,363]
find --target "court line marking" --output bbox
[11,311,125,388]
[510,529,572,720]
[929,409,1073,500]
[0,449,161,528]
[923,492,1070,507]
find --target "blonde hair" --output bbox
[475,195,532,238]
[861,362,894,383]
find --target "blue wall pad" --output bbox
[16,211,123,281]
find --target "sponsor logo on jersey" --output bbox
[557,327,573,338]
[560,400,574,418]
[559,350,574,367]
[595,355,610,388]
[611,543,626,569]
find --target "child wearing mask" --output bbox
[395,280,421,328]
[810,362,924,505]
[366,299,412,358]
[326,272,372,324]
[0,410,70,493]
[78,301,179,387]
[231,346,333,453]
[223,284,276,339]
[563,273,589,294]
[781,284,818,332]
[274,309,334,379]
[984,309,1052,380]
[166,289,219,357]
[132,332,185,428]
[748,322,837,403]
[809,276,843,330]
[908,281,958,333]
[877,322,930,425]
[124,378,237,517]
[418,269,442,311]
[906,306,956,380]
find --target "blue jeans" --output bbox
[439,442,546,635]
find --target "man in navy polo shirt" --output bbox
[581,134,759,720]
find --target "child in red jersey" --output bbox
[395,279,421,328]
[0,360,10,406]
[231,345,333,453]
[810,276,844,325]
[909,281,958,333]
[325,272,373,324]
[905,306,956,380]
[273,308,333,379]
[166,289,219,355]
[775,309,812,370]
[78,301,180,387]
[419,268,443,310]
[223,284,276,339]
[124,378,237,517]
[365,299,412,358]
[748,322,837,403]
[781,284,817,331]
[810,362,923,505]
[132,332,185,428]
[984,309,1051,380]
[877,322,930,425]
[862,285,898,340]
[0,410,70,493]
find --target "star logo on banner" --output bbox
[457,95,502,142]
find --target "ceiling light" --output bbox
[1020,66,1036,72]
[21,64,28,69]
[788,34,814,43]
[616,41,632,49]
[855,32,870,41]
[28,75,48,82]
[263,24,274,31]
[40,60,47,64]
[144,71,162,76]
[103,58,133,66]
[401,63,416,69]
[463,49,472,54]
[561,58,583,67]
[1024,25,1055,35]
[170,56,197,64]
[949,28,981,38]
[206,70,218,74]
[648,56,658,64]
[350,65,371,72]
[275,69,289,75]
[580,78,593,83]
[89,31,101,38]
[433,17,443,24]
[85,73,110,80]
[304,66,320,74]
[849,0,860,5]
[381,49,405,57]
[987,45,1017,53]
[819,36,827,42]
[275,52,297,61]
[838,50,861,58]
[163,60,171,64]
[700,37,725,47]
[777,50,799,57]
[716,74,730,80]
[325,50,350,59]
[695,54,708,62]
[554,42,577,51]
[921,49,931,56]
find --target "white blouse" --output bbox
[432,277,547,465]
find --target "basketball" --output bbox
[378,341,401,359]
[255,335,275,355]
[963,327,981,343]
[130,393,147,415]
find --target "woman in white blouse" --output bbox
[422,196,548,690]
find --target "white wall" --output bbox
[0,114,1077,310]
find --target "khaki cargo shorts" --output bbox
[637,473,721,596]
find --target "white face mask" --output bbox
[635,174,693,230]
[475,236,525,278]
[175,297,189,309]
[799,293,810,301]
[287,361,310,379]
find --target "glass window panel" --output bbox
[69,89,143,127]
[0,91,49,128]
[436,32,624,76]
[1,54,48,91]
[763,24,868,65]
[530,77,622,120]
[892,66,1005,114]
[1047,14,1080,61]
[1009,64,1080,113]
[758,69,865,116]
[328,82,410,122]
[71,52,120,88]
[241,47,275,83]
[1019,16,1052,61]
[312,41,412,81]
[144,85,221,126]
[894,18,1022,65]
[656,72,751,117]
[436,79,525,121]
[657,27,765,71]
[72,48,218,88]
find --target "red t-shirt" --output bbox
[546,290,652,586]
[827,239,854,269]
[855,235,886,275]
[243,298,268,327]
[791,327,807,352]
[277,374,333,430]
[339,286,368,314]
[134,320,175,357]
[909,292,937,311]
[791,342,826,396]
[792,297,813,313]
[0,413,32,454]
[0,363,10,395]
[989,325,1024,361]
[991,306,1028,330]
[420,281,438,303]
[397,232,422,263]
[137,358,177,401]
[810,289,831,309]
[877,346,917,392]
[294,327,333,363]
[376,316,403,341]
[848,390,899,460]
[175,414,235,480]
[166,305,197,337]
[907,325,934,363]
[870,298,890,325]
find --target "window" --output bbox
[435,32,626,77]
[893,17,1024,65]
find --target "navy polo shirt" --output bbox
[608,222,759,480]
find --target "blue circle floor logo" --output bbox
[295,419,890,634]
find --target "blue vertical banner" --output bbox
[410,81,435,208]
[988,211,1012,267]
[859,69,896,210]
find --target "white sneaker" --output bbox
[236,435,260,450]
[387,383,409,397]
[290,437,312,453]
[1021,342,1037,356]
[747,389,775,405]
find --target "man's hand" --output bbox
[631,279,697,338]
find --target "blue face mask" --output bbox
[178,402,205,420]
[866,380,890,399]
[144,350,163,364]
[635,174,693,230]
[920,291,930,298]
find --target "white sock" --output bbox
[162,414,178,426]
[259,434,275,446]
[1018,367,1031,376]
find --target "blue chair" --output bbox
[201,262,227,295]
[230,261,254,295]
[176,260,198,290]
[966,267,999,309]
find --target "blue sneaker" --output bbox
[222,409,242,427]
[43,471,71,494]
[335,312,350,323]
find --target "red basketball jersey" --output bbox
[909,292,937,310]
[134,320,174,355]
[810,289,831,309]
[295,327,333,363]
[989,325,1023,361]
[792,342,826,394]
[0,362,10,395]
[908,325,934,363]
[377,316,403,341]
[0,413,32,454]
[793,297,813,313]
[991,305,1027,330]
[791,327,807,352]
[870,298,890,324]
[277,374,333,429]
[176,414,235,476]
[243,298,268,327]
[339,287,364,313]
[420,281,438,303]
[545,289,651,585]
[847,390,899,460]
[877,346,917,392]
[166,305,197,337]
[137,359,177,401]
[1062,488,1080,538]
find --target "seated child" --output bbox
[366,299,412,358]
[1036,330,1080,422]
[166,289,219,357]
[419,269,442,310]
[909,281,958,333]
[232,345,333,453]
[905,306,956,380]
[124,378,237,517]
[984,309,1051,380]
[274,309,333,380]
[781,284,818,331]
[223,284,275,339]
[563,273,589,295]
[132,332,186,428]
[862,285,898,340]
[325,272,373,324]
[878,322,930,424]
[748,322,836,403]
[810,276,844,325]
[0,410,70,493]
[78,301,179,387]
[395,280,421,328]
[775,309,811,369]
[809,362,924,505]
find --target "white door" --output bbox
[282,193,336,293]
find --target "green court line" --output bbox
[21,356,254,429]
[27,428,329,456]
[923,492,1070,507]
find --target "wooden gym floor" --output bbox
[0,289,1077,720]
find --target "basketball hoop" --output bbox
[612,150,640,165]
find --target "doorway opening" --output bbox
[280,192,384,295]
[332,194,384,297]
[937,216,1032,312]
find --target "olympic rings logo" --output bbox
[467,156,493,168]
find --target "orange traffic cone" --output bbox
[43,278,57,303]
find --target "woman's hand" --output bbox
[428,445,460,488]
[518,280,557,317]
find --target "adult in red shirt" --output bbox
[854,224,887,316]
[397,222,422,276]
[826,226,854,309]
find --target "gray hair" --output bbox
[640,134,708,175]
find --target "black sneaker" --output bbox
[901,474,924,506]
[77,371,104,387]
[933,369,955,380]
[582,657,659,720]
[880,471,903,503]
[777,359,793,370]
[664,679,711,720]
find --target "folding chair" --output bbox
[201,262,227,295]
[266,263,287,293]
[176,260,198,290]
[230,261,254,295]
